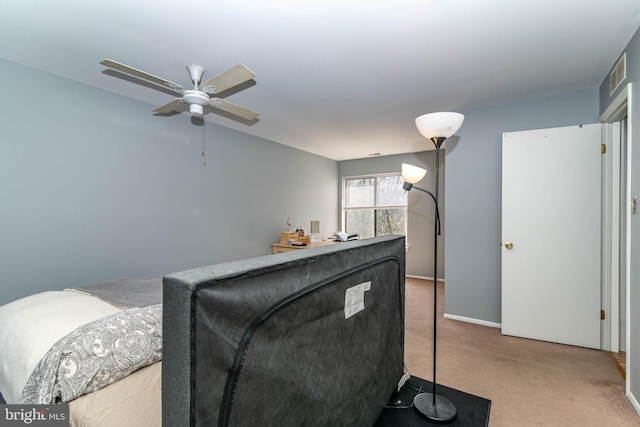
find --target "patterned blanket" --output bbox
[20,304,162,404]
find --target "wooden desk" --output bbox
[271,241,335,254]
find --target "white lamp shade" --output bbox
[415,112,464,139]
[401,163,427,184]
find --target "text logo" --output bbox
[0,405,69,426]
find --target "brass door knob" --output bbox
[504,242,513,249]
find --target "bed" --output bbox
[0,277,164,425]
[0,235,406,427]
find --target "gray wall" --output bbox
[444,88,600,324]
[338,152,442,278]
[599,24,640,412]
[0,58,338,306]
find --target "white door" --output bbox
[501,124,601,349]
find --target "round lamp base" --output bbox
[413,392,457,424]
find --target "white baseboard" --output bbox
[628,390,640,417]
[406,274,444,283]
[406,276,499,328]
[443,313,501,329]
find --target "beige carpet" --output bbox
[403,277,640,426]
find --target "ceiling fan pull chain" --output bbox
[202,124,206,167]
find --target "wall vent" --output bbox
[610,53,626,95]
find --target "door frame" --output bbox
[600,83,632,359]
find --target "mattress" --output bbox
[68,362,161,427]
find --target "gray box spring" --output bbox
[162,235,406,427]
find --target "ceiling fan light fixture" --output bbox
[183,90,209,116]
[189,103,204,116]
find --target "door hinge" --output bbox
[601,310,606,320]
[601,144,607,154]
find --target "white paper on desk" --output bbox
[335,231,348,242]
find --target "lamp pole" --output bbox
[403,111,463,423]
[430,136,444,409]
[411,136,457,423]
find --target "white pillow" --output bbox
[0,291,122,403]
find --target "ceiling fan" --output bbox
[100,59,259,121]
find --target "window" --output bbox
[342,174,407,238]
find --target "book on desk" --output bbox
[332,232,360,242]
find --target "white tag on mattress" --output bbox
[344,281,371,319]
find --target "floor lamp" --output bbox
[401,111,464,423]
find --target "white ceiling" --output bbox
[1,1,639,160]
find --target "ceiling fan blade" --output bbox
[209,98,259,121]
[153,99,187,114]
[101,59,184,92]
[201,64,256,94]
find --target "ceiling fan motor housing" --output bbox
[183,90,209,116]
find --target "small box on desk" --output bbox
[280,231,311,245]
[280,232,298,244]
[280,232,310,244]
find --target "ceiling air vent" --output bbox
[610,53,626,95]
